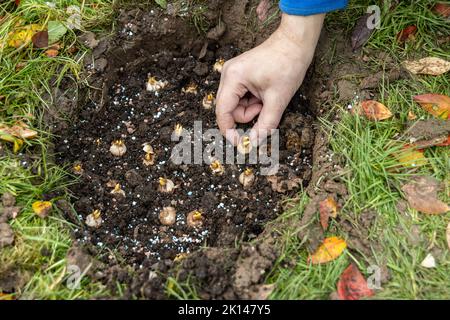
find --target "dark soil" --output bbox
[54,3,316,298]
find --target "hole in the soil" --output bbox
[56,18,316,267]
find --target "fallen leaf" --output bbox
[420,253,436,268]
[361,100,393,120]
[44,48,59,57]
[433,3,450,18]
[337,264,374,300]
[319,196,338,230]
[394,145,428,168]
[0,293,14,300]
[32,30,48,48]
[407,111,417,120]
[403,57,450,76]
[48,21,67,44]
[413,94,450,119]
[0,223,14,248]
[7,24,41,48]
[32,201,52,218]
[401,176,450,215]
[396,25,417,43]
[351,13,375,51]
[405,119,450,149]
[307,236,347,264]
[436,135,450,146]
[0,122,38,139]
[15,0,20,6]
[0,133,23,153]
[256,0,271,22]
[446,222,450,250]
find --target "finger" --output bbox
[250,93,285,146]
[216,73,247,145]
[232,103,263,123]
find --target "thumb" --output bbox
[249,93,285,146]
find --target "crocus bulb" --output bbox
[187,210,204,228]
[210,159,224,175]
[159,206,177,226]
[86,209,103,228]
[142,143,154,154]
[158,177,175,193]
[173,123,183,137]
[109,139,127,157]
[143,152,155,166]
[182,83,198,95]
[146,76,168,92]
[237,136,252,155]
[202,93,215,110]
[174,253,188,262]
[213,58,225,73]
[110,183,126,198]
[239,168,255,188]
[73,162,84,174]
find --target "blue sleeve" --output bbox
[279,0,348,15]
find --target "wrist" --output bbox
[274,13,325,61]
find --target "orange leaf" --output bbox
[361,100,393,120]
[0,121,37,139]
[32,201,52,218]
[308,236,347,264]
[433,3,450,18]
[337,264,374,300]
[413,94,450,119]
[401,176,450,215]
[436,135,450,146]
[45,48,59,57]
[319,197,338,230]
[396,25,417,43]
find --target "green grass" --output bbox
[1,0,449,300]
[0,0,116,299]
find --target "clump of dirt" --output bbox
[55,4,315,298]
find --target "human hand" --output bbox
[215,13,325,146]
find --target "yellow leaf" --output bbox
[413,94,450,119]
[394,146,428,168]
[0,133,23,153]
[7,24,41,48]
[308,236,347,264]
[32,201,52,218]
[403,57,450,76]
[361,100,393,121]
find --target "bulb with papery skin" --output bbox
[110,183,126,198]
[209,159,224,175]
[158,177,175,193]
[237,136,252,155]
[213,58,225,73]
[202,93,215,110]
[182,83,198,95]
[187,210,204,228]
[239,168,255,188]
[159,206,177,226]
[146,76,168,92]
[109,139,126,157]
[85,209,103,228]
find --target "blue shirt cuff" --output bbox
[279,0,348,15]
